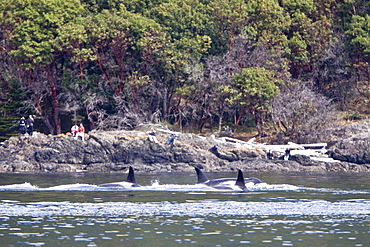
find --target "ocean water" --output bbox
[0,171,369,246]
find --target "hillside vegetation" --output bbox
[1,0,370,143]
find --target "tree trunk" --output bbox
[46,63,61,135]
[42,116,54,135]
[51,84,61,134]
[253,110,267,137]
[217,105,225,132]
[162,87,168,120]
[234,106,246,132]
[199,115,209,133]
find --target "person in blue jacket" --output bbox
[19,117,27,135]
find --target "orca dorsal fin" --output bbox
[235,169,246,189]
[195,167,209,183]
[125,166,136,184]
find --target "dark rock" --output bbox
[329,132,370,164]
[210,147,239,162]
[231,148,265,160]
[237,158,327,173]
[290,154,312,164]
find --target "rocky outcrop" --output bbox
[328,119,370,165]
[1,123,370,173]
[0,130,214,173]
[329,133,370,164]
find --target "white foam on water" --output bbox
[0,182,39,191]
[0,181,368,195]
[43,184,99,191]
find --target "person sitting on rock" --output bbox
[147,128,159,143]
[284,149,290,161]
[76,123,85,141]
[71,124,78,137]
[210,145,219,154]
[267,150,274,159]
[166,133,177,145]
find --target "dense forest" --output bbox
[1,0,370,142]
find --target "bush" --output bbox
[271,80,339,143]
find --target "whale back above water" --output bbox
[98,166,140,188]
[235,169,246,189]
[194,167,262,190]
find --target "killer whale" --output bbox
[98,166,140,188]
[194,167,262,190]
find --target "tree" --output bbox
[344,14,370,110]
[280,0,336,79]
[145,0,213,121]
[225,67,280,136]
[209,0,250,54]
[271,80,338,143]
[0,0,85,134]
[148,0,212,60]
[58,6,168,128]
[312,34,352,110]
[175,58,226,133]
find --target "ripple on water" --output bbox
[1,200,370,217]
[0,213,368,247]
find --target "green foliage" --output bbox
[246,0,290,47]
[281,0,315,12]
[0,0,369,141]
[2,0,84,68]
[224,67,281,135]
[281,0,335,78]
[0,81,26,115]
[347,14,370,55]
[0,80,30,140]
[288,32,309,64]
[209,0,250,53]
[342,110,362,121]
[56,16,96,63]
[148,0,213,60]
[0,117,19,142]
[227,67,280,110]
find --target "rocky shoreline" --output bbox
[1,120,370,173]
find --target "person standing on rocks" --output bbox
[19,117,27,135]
[26,115,34,136]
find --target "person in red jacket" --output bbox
[76,123,85,141]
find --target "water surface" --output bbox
[0,171,369,246]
